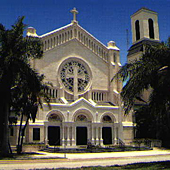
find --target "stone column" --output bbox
[45,125,48,146]
[72,125,76,147]
[96,126,99,145]
[69,126,72,146]
[91,125,95,144]
[112,126,114,145]
[116,126,119,145]
[67,126,70,146]
[87,126,90,143]
[99,126,103,146]
[113,124,117,145]
[61,125,65,146]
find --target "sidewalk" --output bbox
[31,147,170,160]
[1,148,170,170]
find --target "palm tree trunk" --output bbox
[0,97,10,156]
[20,115,29,153]
[0,72,12,156]
[17,113,23,154]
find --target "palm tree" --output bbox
[114,37,170,145]
[115,38,170,114]
[0,16,45,156]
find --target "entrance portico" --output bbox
[44,102,119,148]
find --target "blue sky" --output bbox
[1,0,170,64]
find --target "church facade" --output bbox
[10,8,134,147]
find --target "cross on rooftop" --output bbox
[70,7,78,23]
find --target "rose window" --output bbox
[60,60,90,93]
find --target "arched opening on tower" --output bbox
[135,20,140,41]
[148,18,154,39]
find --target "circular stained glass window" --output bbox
[60,60,90,94]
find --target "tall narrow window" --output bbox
[148,18,154,39]
[33,128,40,141]
[114,53,117,63]
[135,20,140,41]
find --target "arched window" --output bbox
[148,18,154,39]
[76,114,88,122]
[135,20,140,41]
[48,113,62,122]
[102,115,113,123]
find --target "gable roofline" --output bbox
[39,22,108,50]
[39,23,73,38]
[77,24,108,49]
[44,97,119,109]
[39,22,110,63]
[131,7,158,18]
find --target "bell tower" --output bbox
[131,7,159,43]
[128,8,160,62]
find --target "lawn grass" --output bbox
[40,161,170,170]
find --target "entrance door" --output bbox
[102,127,112,145]
[48,126,60,146]
[76,127,87,145]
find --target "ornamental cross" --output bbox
[70,7,78,23]
[66,66,85,100]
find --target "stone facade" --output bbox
[10,8,134,147]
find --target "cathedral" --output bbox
[10,7,158,148]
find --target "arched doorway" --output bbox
[48,113,62,146]
[102,115,114,145]
[75,114,89,145]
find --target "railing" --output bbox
[43,88,120,105]
[92,90,108,102]
[117,138,125,147]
